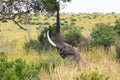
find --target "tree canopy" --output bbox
[0,0,71,30]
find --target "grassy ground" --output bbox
[0,13,120,80]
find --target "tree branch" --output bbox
[11,19,27,31]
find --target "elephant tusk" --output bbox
[47,30,56,47]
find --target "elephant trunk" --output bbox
[55,10,64,48]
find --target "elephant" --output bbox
[47,10,86,64]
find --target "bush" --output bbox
[91,23,116,51]
[38,25,56,50]
[74,71,109,80]
[71,18,77,22]
[114,19,120,36]
[0,58,39,80]
[64,28,82,47]
[1,19,8,23]
[23,39,40,53]
[44,22,50,25]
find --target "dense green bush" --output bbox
[74,71,109,80]
[0,58,39,80]
[114,19,120,36]
[38,25,56,50]
[91,23,116,51]
[64,28,82,47]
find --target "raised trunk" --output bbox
[55,10,64,47]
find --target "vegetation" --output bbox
[0,57,39,80]
[64,27,82,47]
[23,39,40,53]
[114,19,120,36]
[74,70,109,80]
[115,19,120,60]
[0,13,120,80]
[91,23,116,51]
[0,0,119,79]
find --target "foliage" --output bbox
[0,58,39,80]
[0,0,71,16]
[74,71,109,80]
[38,58,60,72]
[38,24,82,48]
[64,27,82,47]
[42,0,60,12]
[1,19,8,23]
[23,39,40,53]
[91,23,116,49]
[38,25,56,50]
[114,19,120,36]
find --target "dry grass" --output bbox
[38,49,120,80]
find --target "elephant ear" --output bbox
[47,30,56,47]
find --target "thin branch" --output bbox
[11,19,27,31]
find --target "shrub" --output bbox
[44,22,50,25]
[1,19,8,23]
[71,18,77,22]
[74,71,109,80]
[114,19,120,36]
[38,25,56,50]
[14,59,39,80]
[64,28,82,47]
[0,58,40,80]
[23,39,40,53]
[91,23,116,51]
[27,22,42,25]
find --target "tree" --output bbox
[91,23,116,52]
[0,0,71,30]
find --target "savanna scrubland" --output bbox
[0,13,120,80]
